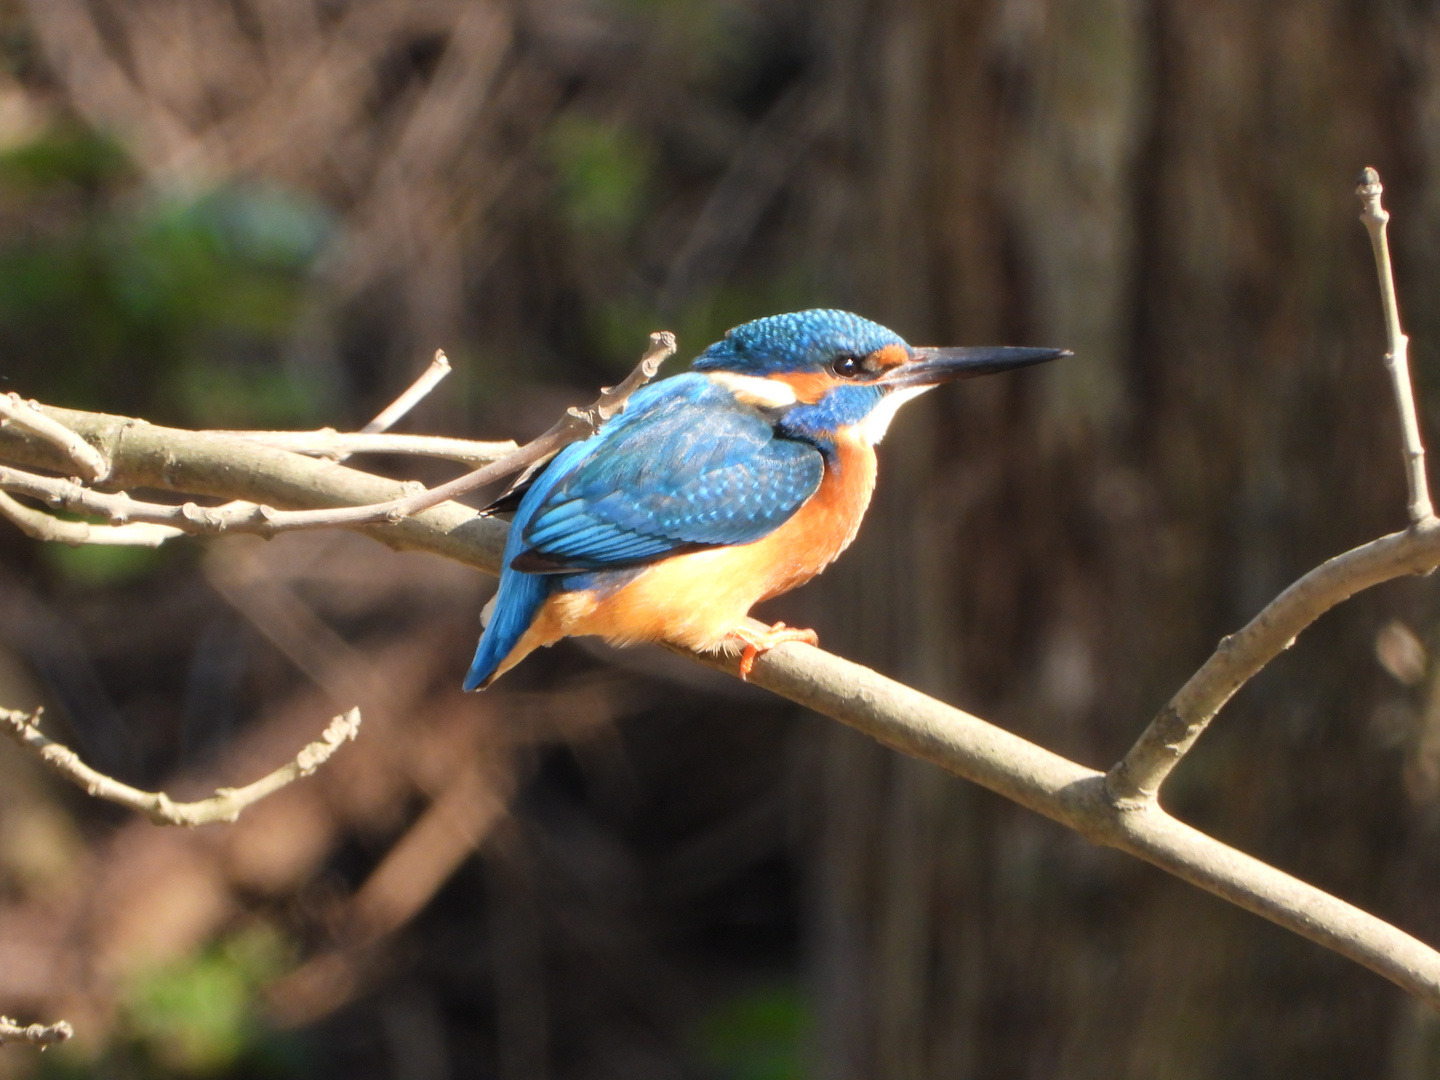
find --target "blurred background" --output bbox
[1,0,1439,1076]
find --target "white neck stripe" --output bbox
[855,385,934,444]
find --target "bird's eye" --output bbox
[832,355,861,378]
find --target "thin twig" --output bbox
[0,490,184,547]
[0,705,361,826]
[0,465,311,537]
[219,430,517,465]
[362,349,453,434]
[1106,172,1440,804]
[0,333,676,540]
[1357,167,1434,523]
[0,1016,72,1049]
[346,329,675,522]
[1108,520,1440,801]
[0,404,515,572]
[0,393,108,482]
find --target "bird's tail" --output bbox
[463,568,552,691]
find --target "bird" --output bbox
[464,309,1066,690]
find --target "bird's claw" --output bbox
[732,622,819,680]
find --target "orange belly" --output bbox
[493,430,877,678]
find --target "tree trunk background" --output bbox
[794,0,1440,1075]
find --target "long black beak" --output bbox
[880,346,1070,389]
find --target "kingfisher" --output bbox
[464,309,1066,690]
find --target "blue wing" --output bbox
[463,374,823,690]
[463,437,593,691]
[515,374,824,572]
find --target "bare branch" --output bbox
[361,349,452,434]
[0,333,677,540]
[0,1015,73,1049]
[704,620,1440,1010]
[589,331,678,423]
[219,430,518,465]
[1107,174,1440,803]
[334,328,677,523]
[0,403,513,572]
[0,392,108,482]
[0,705,361,826]
[1357,167,1434,524]
[0,464,305,536]
[0,490,184,547]
[1108,521,1440,801]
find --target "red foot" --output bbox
[730,621,819,680]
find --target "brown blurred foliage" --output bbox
[5,0,1440,1078]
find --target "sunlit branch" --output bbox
[0,706,362,826]
[0,392,108,482]
[362,349,453,434]
[1357,167,1434,524]
[0,332,677,542]
[0,490,183,547]
[220,430,518,465]
[1108,167,1440,802]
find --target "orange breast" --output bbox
[542,428,879,652]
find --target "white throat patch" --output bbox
[856,385,934,445]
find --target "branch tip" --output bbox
[1353,168,1435,524]
[0,1015,73,1048]
[360,349,454,436]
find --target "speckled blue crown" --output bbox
[690,309,907,375]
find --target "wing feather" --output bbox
[513,376,823,573]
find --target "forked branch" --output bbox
[0,490,183,547]
[0,332,677,541]
[0,392,109,482]
[0,706,362,826]
[1109,168,1439,802]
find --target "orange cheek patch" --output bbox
[868,344,909,370]
[771,371,838,403]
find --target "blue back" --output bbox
[463,374,827,690]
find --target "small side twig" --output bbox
[351,328,677,522]
[1357,167,1434,524]
[219,431,518,465]
[0,393,108,482]
[0,1016,72,1049]
[1106,171,1440,804]
[1107,519,1440,801]
[0,705,361,826]
[361,349,452,434]
[0,333,678,541]
[0,491,184,547]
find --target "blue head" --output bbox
[690,309,1067,449]
[692,310,906,378]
